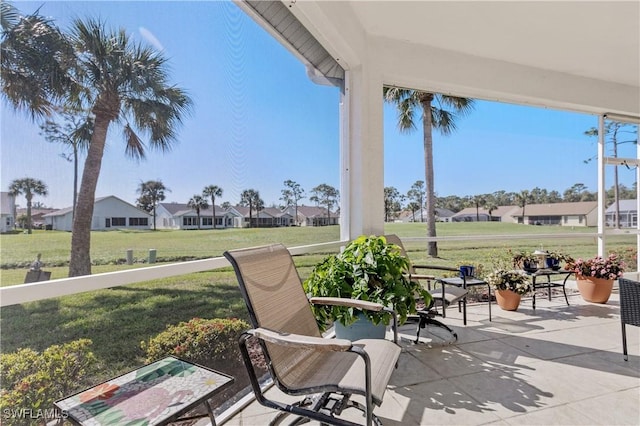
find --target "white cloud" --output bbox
[139,27,164,52]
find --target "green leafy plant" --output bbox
[303,235,431,331]
[486,269,532,295]
[0,339,97,426]
[510,250,538,269]
[141,317,249,371]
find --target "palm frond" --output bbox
[123,123,145,160]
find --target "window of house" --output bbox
[129,217,149,226]
[202,217,212,226]
[183,217,197,226]
[112,217,126,226]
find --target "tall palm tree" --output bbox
[384,87,474,257]
[240,189,261,228]
[187,195,208,230]
[8,177,48,234]
[202,185,223,230]
[516,190,531,224]
[3,15,192,276]
[137,180,170,230]
[472,195,486,222]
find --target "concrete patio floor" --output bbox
[222,285,639,425]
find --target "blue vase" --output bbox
[334,313,387,340]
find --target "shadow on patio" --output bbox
[223,290,639,425]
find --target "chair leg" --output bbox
[622,322,628,361]
[414,312,457,342]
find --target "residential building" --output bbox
[283,205,339,226]
[452,206,519,223]
[43,196,151,231]
[509,201,598,226]
[0,192,15,233]
[155,203,239,230]
[605,199,637,228]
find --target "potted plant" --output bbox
[545,250,573,270]
[565,254,624,303]
[511,251,539,272]
[303,235,431,339]
[486,269,532,311]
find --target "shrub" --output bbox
[141,317,250,371]
[0,339,97,425]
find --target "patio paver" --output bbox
[222,288,640,425]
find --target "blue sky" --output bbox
[2,1,637,209]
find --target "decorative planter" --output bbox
[495,289,522,311]
[334,313,387,340]
[576,275,614,303]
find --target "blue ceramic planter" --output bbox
[334,313,387,340]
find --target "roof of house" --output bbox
[510,201,598,217]
[44,196,150,217]
[159,203,228,216]
[295,205,334,218]
[605,199,638,213]
[453,205,518,217]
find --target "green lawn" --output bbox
[1,223,636,387]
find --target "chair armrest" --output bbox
[413,264,458,273]
[309,297,384,312]
[249,327,352,351]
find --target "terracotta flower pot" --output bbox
[495,289,522,311]
[576,275,614,303]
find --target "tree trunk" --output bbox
[73,144,78,221]
[212,197,216,230]
[69,112,110,277]
[26,193,33,234]
[420,94,437,257]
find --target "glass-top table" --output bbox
[521,268,573,309]
[55,356,234,426]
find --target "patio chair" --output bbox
[224,244,401,426]
[384,234,468,342]
[619,278,640,361]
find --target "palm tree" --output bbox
[515,190,531,224]
[384,87,474,257]
[485,202,498,222]
[187,195,208,230]
[472,195,486,222]
[136,180,170,230]
[2,15,192,276]
[8,177,48,234]
[202,185,223,230]
[240,189,261,228]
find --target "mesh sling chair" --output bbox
[619,278,640,361]
[384,234,468,342]
[224,244,401,426]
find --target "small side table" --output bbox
[524,269,572,309]
[55,356,234,426]
[438,276,492,322]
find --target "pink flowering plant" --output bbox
[565,254,625,280]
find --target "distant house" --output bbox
[155,203,239,230]
[43,195,152,231]
[15,207,57,229]
[509,201,598,226]
[283,205,339,226]
[399,207,455,223]
[605,199,637,228]
[1,192,15,233]
[452,206,518,222]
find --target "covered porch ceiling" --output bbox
[243,0,639,117]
